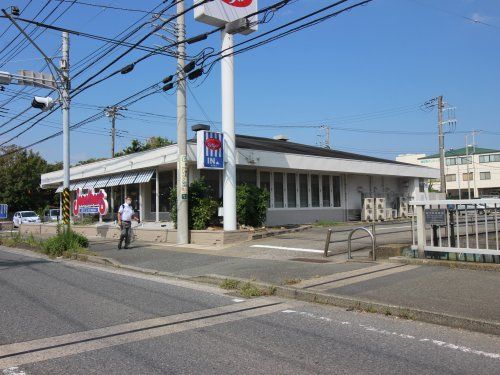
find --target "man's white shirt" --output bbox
[119,203,134,221]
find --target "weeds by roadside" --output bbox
[0,226,89,258]
[219,279,276,298]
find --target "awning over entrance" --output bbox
[55,169,155,193]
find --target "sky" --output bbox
[0,0,499,164]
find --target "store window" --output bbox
[237,169,257,186]
[459,156,472,165]
[273,172,284,208]
[311,175,320,207]
[445,174,456,182]
[299,174,309,208]
[150,171,174,212]
[259,171,271,207]
[332,176,341,207]
[322,176,330,207]
[287,173,296,208]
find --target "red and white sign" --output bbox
[73,189,109,216]
[194,0,258,34]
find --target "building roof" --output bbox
[191,134,408,165]
[419,146,500,160]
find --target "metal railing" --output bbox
[324,220,413,259]
[347,227,376,261]
[410,199,500,263]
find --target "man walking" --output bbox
[118,196,139,249]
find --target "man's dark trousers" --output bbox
[119,221,132,248]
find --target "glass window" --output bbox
[299,174,309,208]
[459,156,472,165]
[445,174,456,182]
[287,173,296,208]
[311,175,320,207]
[492,154,500,162]
[151,171,174,212]
[480,172,491,180]
[332,176,341,207]
[273,172,284,208]
[463,172,473,181]
[322,176,330,207]
[259,171,271,207]
[479,155,490,163]
[237,169,257,186]
[446,158,457,166]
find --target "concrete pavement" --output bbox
[1,248,499,374]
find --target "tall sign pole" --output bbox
[176,0,189,244]
[194,0,258,231]
[61,31,71,229]
[437,95,446,195]
[221,30,237,230]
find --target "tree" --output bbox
[114,136,172,157]
[0,146,59,214]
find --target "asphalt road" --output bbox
[1,247,499,375]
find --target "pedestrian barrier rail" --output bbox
[324,220,412,259]
[410,198,500,263]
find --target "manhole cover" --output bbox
[290,258,331,263]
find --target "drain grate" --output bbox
[290,257,331,263]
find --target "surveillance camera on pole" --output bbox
[31,96,55,111]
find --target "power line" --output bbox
[53,0,162,15]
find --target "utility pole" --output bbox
[465,135,471,198]
[61,31,71,229]
[437,95,446,195]
[176,0,189,244]
[317,125,331,149]
[105,106,126,158]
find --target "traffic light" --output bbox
[31,96,55,111]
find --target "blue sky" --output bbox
[0,0,499,163]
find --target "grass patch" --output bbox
[0,227,89,258]
[313,220,343,227]
[282,278,301,285]
[220,279,240,290]
[240,282,263,298]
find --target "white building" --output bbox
[396,147,500,198]
[41,134,438,225]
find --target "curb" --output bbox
[192,273,500,336]
[389,256,500,272]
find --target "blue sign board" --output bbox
[0,204,8,219]
[79,206,99,214]
[197,130,224,170]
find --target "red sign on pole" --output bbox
[222,0,253,7]
[73,189,109,216]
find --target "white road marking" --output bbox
[2,367,27,375]
[251,245,323,253]
[232,298,245,303]
[281,310,500,360]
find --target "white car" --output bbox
[13,211,41,227]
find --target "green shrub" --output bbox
[236,184,269,227]
[169,178,219,230]
[42,228,89,257]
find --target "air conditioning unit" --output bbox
[376,209,386,221]
[361,208,374,222]
[375,198,386,210]
[385,209,394,220]
[363,198,374,210]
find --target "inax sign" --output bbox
[194,0,258,34]
[197,130,224,170]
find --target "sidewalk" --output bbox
[87,238,500,333]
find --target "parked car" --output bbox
[13,211,41,227]
[43,208,60,222]
[453,204,487,216]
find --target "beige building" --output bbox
[396,147,500,198]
